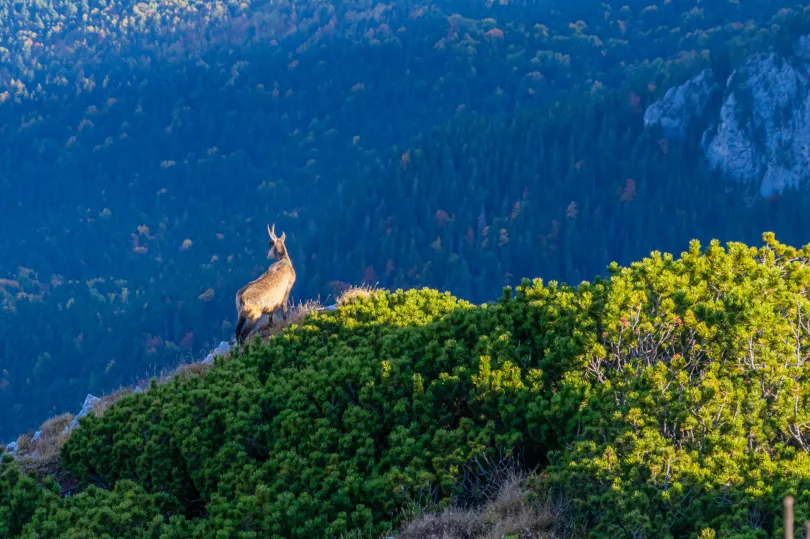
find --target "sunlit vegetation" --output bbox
[2,0,810,445]
[5,235,810,536]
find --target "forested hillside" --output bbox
[1,0,810,440]
[6,235,810,538]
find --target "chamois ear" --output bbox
[280,232,286,242]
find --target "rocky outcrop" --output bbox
[66,394,101,432]
[643,68,720,138]
[795,35,810,61]
[2,394,101,455]
[645,38,810,197]
[203,341,233,365]
[704,52,810,197]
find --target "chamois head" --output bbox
[266,223,288,260]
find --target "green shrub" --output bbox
[543,234,810,536]
[1,456,193,538]
[0,456,60,537]
[18,480,193,538]
[61,286,600,537]
[47,234,810,537]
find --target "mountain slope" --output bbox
[2,0,810,449]
[6,234,810,537]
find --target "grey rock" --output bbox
[31,431,42,443]
[203,341,232,365]
[796,35,810,60]
[704,52,810,196]
[644,68,720,138]
[68,394,101,431]
[4,441,18,455]
[645,36,810,197]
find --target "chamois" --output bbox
[234,224,296,345]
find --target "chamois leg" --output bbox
[281,291,290,322]
[242,318,257,344]
[235,315,247,345]
[237,315,257,345]
[263,311,274,330]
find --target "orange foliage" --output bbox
[198,288,215,301]
[179,331,194,350]
[132,234,148,255]
[485,28,504,39]
[498,229,509,247]
[145,335,164,349]
[620,178,637,203]
[628,91,641,113]
[435,209,450,228]
[510,201,522,222]
[550,220,560,240]
[566,201,579,219]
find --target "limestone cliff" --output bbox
[645,38,810,197]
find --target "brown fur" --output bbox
[234,224,296,345]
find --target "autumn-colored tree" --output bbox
[620,178,636,203]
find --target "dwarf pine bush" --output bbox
[7,235,810,537]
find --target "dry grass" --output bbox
[258,298,324,339]
[396,471,575,539]
[336,285,379,307]
[39,413,73,439]
[172,360,214,380]
[125,338,233,394]
[16,412,75,480]
[16,432,34,454]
